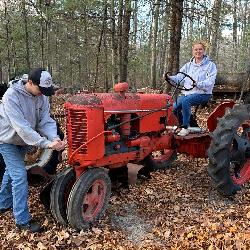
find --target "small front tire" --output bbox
[50,167,76,225]
[67,168,111,230]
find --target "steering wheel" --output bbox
[164,72,196,91]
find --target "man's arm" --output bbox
[36,97,66,151]
[3,94,51,148]
[36,97,60,142]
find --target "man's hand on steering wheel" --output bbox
[164,72,196,91]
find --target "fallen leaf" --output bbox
[37,242,47,250]
[92,227,102,235]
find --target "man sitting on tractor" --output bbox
[166,41,217,136]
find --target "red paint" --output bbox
[82,179,107,221]
[232,159,250,185]
[175,133,211,158]
[64,85,245,187]
[207,101,235,132]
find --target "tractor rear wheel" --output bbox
[50,167,76,225]
[208,104,250,196]
[67,168,111,230]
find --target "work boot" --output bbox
[0,207,12,214]
[17,219,43,233]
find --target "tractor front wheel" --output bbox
[50,167,76,225]
[67,168,111,230]
[208,104,250,196]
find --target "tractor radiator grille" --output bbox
[66,108,88,155]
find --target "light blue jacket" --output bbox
[169,55,217,95]
[0,80,59,148]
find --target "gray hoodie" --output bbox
[169,55,217,96]
[0,80,59,148]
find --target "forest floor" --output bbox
[0,95,249,250]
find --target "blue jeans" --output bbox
[0,144,31,225]
[173,94,211,127]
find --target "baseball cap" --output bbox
[29,68,55,96]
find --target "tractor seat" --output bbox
[193,102,209,116]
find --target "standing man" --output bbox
[0,68,65,233]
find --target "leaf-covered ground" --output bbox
[0,96,249,250]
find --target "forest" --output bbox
[0,0,249,92]
[0,1,250,249]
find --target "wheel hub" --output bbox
[232,159,250,185]
[231,127,250,184]
[82,179,106,221]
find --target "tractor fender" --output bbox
[207,101,235,132]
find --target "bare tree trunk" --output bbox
[22,0,31,71]
[45,5,52,72]
[55,23,61,85]
[203,2,210,41]
[242,0,249,45]
[165,0,184,93]
[94,1,107,90]
[167,0,184,74]
[189,0,195,44]
[209,0,222,62]
[104,31,109,92]
[82,4,89,89]
[4,2,11,81]
[0,60,2,84]
[130,0,138,90]
[12,41,17,76]
[39,0,45,68]
[151,0,160,89]
[232,0,238,70]
[111,0,118,85]
[118,0,124,81]
[163,0,170,73]
[184,0,189,40]
[160,1,170,79]
[119,0,132,82]
[133,0,138,46]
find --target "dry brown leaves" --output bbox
[0,96,249,249]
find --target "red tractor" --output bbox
[44,74,250,230]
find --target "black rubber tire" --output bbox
[67,168,111,230]
[141,151,177,171]
[207,104,250,196]
[50,167,76,225]
[137,151,177,179]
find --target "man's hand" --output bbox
[48,140,66,151]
